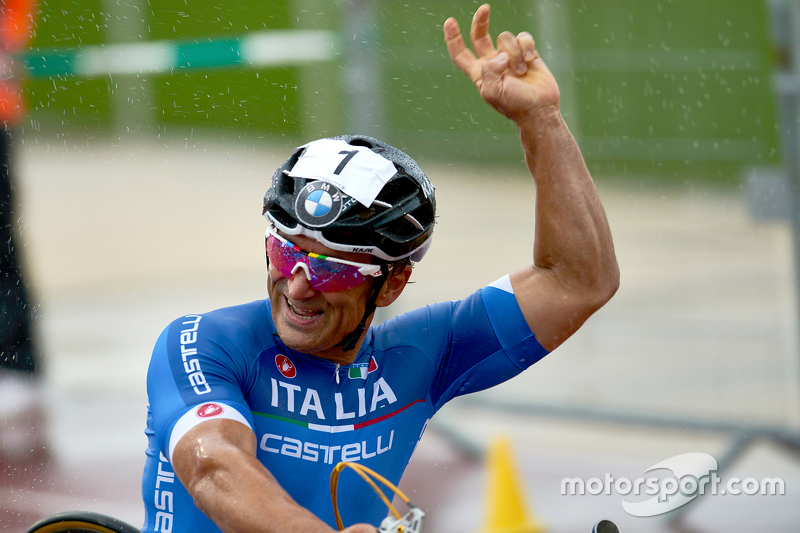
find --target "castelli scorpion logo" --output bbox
[275,354,297,378]
[196,403,224,418]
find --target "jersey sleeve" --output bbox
[146,313,257,461]
[427,274,549,408]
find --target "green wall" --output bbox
[22,0,779,177]
[379,0,779,177]
[25,0,307,133]
[147,0,301,133]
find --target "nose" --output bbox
[285,263,317,299]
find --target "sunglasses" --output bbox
[266,227,387,292]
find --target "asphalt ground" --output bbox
[2,131,800,532]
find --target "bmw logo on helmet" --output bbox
[295,180,345,228]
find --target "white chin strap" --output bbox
[290,262,312,280]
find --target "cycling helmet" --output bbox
[263,135,436,263]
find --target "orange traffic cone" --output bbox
[479,436,546,533]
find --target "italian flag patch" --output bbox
[348,357,378,379]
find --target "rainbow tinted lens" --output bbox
[267,234,372,292]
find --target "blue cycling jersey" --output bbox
[141,275,548,533]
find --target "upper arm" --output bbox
[148,313,257,462]
[172,418,257,497]
[510,265,614,352]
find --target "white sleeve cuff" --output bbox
[167,402,252,462]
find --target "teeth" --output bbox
[288,302,321,320]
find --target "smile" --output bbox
[287,300,323,320]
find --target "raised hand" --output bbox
[443,3,560,124]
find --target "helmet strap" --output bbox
[340,264,390,352]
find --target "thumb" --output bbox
[479,52,508,103]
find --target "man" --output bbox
[141,4,619,533]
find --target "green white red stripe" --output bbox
[253,399,424,433]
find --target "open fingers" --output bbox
[444,16,479,81]
[469,4,495,58]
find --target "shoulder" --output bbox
[368,289,490,355]
[371,299,455,348]
[149,300,277,399]
[372,275,534,350]
[167,299,272,333]
[161,299,277,355]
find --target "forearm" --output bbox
[517,106,619,299]
[172,421,376,533]
[185,444,334,533]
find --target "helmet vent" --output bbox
[349,138,375,149]
[375,176,411,205]
[404,213,423,230]
[383,217,418,240]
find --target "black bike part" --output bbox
[592,519,621,533]
[25,511,140,533]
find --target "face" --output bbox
[267,231,377,363]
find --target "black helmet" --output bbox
[263,135,435,262]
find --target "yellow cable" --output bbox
[351,463,411,506]
[331,463,398,529]
[330,462,416,531]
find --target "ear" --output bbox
[375,266,412,308]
